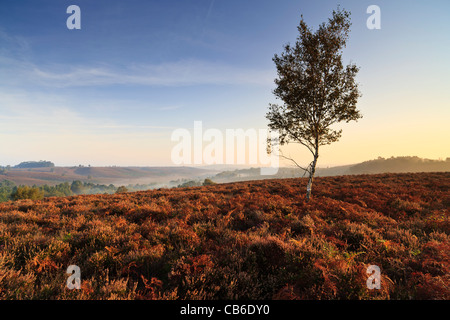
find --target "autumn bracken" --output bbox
[0,172,448,300]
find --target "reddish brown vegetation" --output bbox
[0,172,448,299]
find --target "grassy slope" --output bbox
[0,172,448,300]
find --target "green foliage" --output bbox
[14,161,55,169]
[41,182,72,198]
[0,180,15,202]
[203,179,216,186]
[70,180,85,195]
[177,180,202,188]
[267,8,361,148]
[11,186,44,201]
[116,186,128,194]
[0,181,125,203]
[176,178,218,188]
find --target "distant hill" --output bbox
[348,156,450,174]
[13,161,55,169]
[210,156,450,183]
[1,156,448,187]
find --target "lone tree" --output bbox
[266,8,362,201]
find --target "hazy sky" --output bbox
[0,0,449,167]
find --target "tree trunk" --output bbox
[306,154,319,202]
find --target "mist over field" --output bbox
[1,156,449,188]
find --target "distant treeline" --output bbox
[13,161,55,169]
[0,180,157,203]
[176,178,216,188]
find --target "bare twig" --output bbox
[275,149,311,175]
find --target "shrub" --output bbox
[11,186,44,201]
[116,186,128,194]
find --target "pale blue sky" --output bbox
[0,0,449,166]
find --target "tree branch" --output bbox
[285,127,316,156]
[276,149,312,174]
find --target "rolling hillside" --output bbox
[1,156,448,188]
[0,172,448,299]
[211,156,450,183]
[0,166,217,187]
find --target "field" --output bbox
[0,172,448,300]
